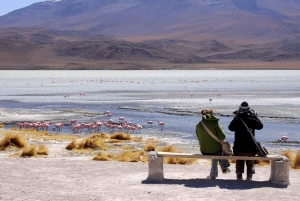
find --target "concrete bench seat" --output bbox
[147,151,290,185]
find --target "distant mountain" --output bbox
[1,0,300,42]
[0,0,300,69]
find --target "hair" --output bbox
[201,109,214,115]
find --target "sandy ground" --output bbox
[1,157,300,201]
[0,134,299,201]
[1,108,300,201]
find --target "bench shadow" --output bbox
[142,178,288,189]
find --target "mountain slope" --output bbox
[0,0,300,69]
[1,0,300,43]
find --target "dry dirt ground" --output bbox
[1,158,300,201]
[0,137,300,201]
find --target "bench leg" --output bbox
[146,151,164,182]
[269,156,290,185]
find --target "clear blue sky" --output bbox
[0,0,43,16]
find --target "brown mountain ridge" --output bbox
[0,0,300,69]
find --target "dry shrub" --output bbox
[0,134,27,150]
[107,153,114,158]
[282,149,295,161]
[229,159,236,163]
[113,150,146,162]
[66,139,77,150]
[157,145,197,165]
[0,124,4,128]
[93,152,110,161]
[66,135,106,150]
[21,145,38,157]
[158,145,181,153]
[292,150,300,169]
[37,145,49,155]
[110,132,132,140]
[166,157,197,165]
[99,133,110,139]
[254,160,270,166]
[143,144,157,152]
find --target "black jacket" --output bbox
[228,113,263,153]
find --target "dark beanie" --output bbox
[239,101,250,110]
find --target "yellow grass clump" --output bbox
[157,145,197,165]
[21,145,38,157]
[143,143,157,152]
[37,145,50,155]
[110,132,132,140]
[93,151,111,161]
[282,149,295,161]
[20,144,50,157]
[0,124,5,128]
[158,145,181,153]
[254,160,270,166]
[66,135,106,150]
[292,150,300,169]
[113,150,147,162]
[0,134,27,150]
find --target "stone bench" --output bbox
[146,151,290,185]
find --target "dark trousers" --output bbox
[234,152,256,175]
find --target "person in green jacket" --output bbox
[196,109,230,179]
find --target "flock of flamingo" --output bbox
[17,111,166,134]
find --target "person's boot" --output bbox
[237,173,243,180]
[246,174,253,181]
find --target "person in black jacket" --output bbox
[228,101,263,181]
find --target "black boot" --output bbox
[246,174,253,181]
[237,173,243,180]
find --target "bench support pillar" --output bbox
[269,156,290,185]
[146,151,164,182]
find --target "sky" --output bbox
[0,0,43,16]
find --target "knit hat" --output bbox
[239,101,250,111]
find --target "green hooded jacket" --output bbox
[195,114,226,154]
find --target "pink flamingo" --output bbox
[119,117,125,123]
[70,119,77,125]
[135,124,143,132]
[54,123,64,132]
[217,94,221,98]
[147,121,154,128]
[209,98,213,103]
[157,120,165,131]
[278,136,289,142]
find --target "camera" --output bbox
[233,108,257,116]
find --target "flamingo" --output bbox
[278,136,289,142]
[157,120,165,131]
[54,123,64,132]
[135,124,143,132]
[70,119,77,125]
[147,121,154,128]
[209,98,213,103]
[119,117,125,123]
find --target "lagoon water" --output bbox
[0,70,300,146]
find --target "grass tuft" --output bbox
[292,150,300,169]
[110,132,132,140]
[0,134,27,150]
[93,152,111,161]
[66,135,106,150]
[37,145,49,155]
[143,143,157,152]
[21,145,38,157]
